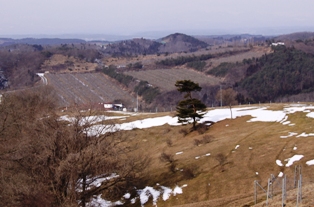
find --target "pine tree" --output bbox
[175,80,207,129]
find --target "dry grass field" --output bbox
[206,46,272,69]
[103,45,269,68]
[44,72,135,106]
[123,68,220,91]
[41,54,98,73]
[89,103,314,207]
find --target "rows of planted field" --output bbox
[208,47,272,68]
[123,68,220,91]
[45,73,134,106]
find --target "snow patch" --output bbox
[306,159,314,166]
[278,172,283,177]
[285,155,304,167]
[276,160,283,166]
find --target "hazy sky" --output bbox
[1,0,314,38]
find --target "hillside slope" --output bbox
[58,103,314,206]
[43,72,135,107]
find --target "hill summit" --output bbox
[159,33,208,53]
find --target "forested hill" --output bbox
[237,45,314,102]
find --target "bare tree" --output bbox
[215,153,227,172]
[216,88,238,118]
[0,87,150,207]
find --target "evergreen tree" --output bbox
[175,80,207,129]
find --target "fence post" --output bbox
[282,175,286,207]
[266,178,270,206]
[299,174,302,203]
[297,179,300,206]
[254,180,257,205]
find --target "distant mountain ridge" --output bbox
[103,33,209,56]
[0,38,86,46]
[275,32,314,41]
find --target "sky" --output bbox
[1,0,314,39]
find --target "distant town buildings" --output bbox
[271,42,285,46]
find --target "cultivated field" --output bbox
[207,46,272,69]
[123,68,220,91]
[45,72,134,107]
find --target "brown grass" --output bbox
[41,54,97,73]
[63,103,314,206]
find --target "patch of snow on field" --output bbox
[284,105,314,114]
[59,115,128,126]
[160,186,172,201]
[306,159,314,166]
[66,104,314,138]
[280,115,288,123]
[276,160,283,166]
[306,112,314,118]
[87,194,123,207]
[123,193,131,199]
[139,187,160,206]
[285,155,304,167]
[88,184,186,207]
[296,132,314,137]
[280,132,298,138]
[173,186,183,196]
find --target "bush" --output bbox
[194,135,213,146]
[196,123,208,134]
[182,164,199,179]
[166,138,173,147]
[179,128,189,137]
[160,152,174,163]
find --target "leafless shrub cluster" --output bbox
[196,123,208,134]
[160,152,174,163]
[181,164,199,180]
[166,138,173,147]
[0,87,150,207]
[194,135,213,146]
[215,153,227,172]
[179,128,189,136]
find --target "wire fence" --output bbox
[254,166,314,206]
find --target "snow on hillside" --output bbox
[65,104,314,207]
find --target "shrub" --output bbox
[166,139,173,147]
[179,128,189,137]
[182,164,199,179]
[194,135,213,146]
[160,152,174,163]
[196,123,208,134]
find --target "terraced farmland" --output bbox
[123,68,220,91]
[45,73,134,106]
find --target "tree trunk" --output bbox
[229,104,233,119]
